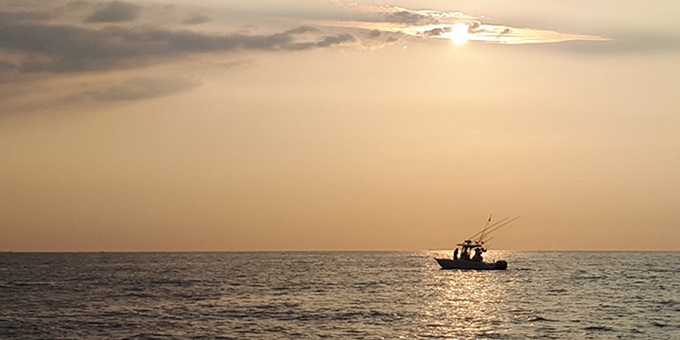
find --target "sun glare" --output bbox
[450,23,469,45]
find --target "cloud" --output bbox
[318,4,608,46]
[316,33,355,48]
[423,27,451,37]
[558,31,680,55]
[0,22,355,74]
[0,8,53,24]
[78,76,201,102]
[467,21,483,34]
[383,10,435,25]
[0,0,624,109]
[497,28,511,38]
[0,1,614,81]
[0,2,363,108]
[345,5,471,25]
[85,1,140,23]
[183,14,210,25]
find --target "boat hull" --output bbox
[435,258,507,270]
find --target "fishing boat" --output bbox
[435,216,520,270]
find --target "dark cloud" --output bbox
[0,21,354,74]
[467,21,483,34]
[182,14,210,25]
[385,36,399,43]
[0,9,53,24]
[423,27,451,37]
[284,26,319,35]
[85,1,140,23]
[497,28,511,37]
[316,34,354,48]
[383,10,434,25]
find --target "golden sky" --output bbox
[1,0,679,251]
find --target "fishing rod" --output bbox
[481,235,496,249]
[478,216,521,243]
[468,216,509,240]
[485,235,497,244]
[468,217,508,240]
[477,214,493,244]
[481,215,520,240]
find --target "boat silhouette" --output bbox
[435,215,520,270]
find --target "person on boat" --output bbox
[453,248,459,260]
[472,247,483,262]
[460,248,470,261]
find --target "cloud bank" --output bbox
[0,21,354,74]
[85,0,140,23]
[320,5,608,45]
[0,1,615,77]
[0,1,359,78]
[0,0,620,107]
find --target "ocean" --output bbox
[1,251,678,339]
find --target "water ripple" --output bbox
[0,251,679,339]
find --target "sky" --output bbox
[1,0,679,252]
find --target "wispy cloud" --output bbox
[76,76,201,102]
[321,5,609,45]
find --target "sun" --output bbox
[449,23,469,46]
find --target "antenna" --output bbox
[477,214,492,243]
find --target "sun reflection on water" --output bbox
[421,250,511,338]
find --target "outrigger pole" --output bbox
[481,235,497,249]
[477,216,521,244]
[468,216,509,241]
[478,214,493,244]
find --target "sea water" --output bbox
[1,251,678,339]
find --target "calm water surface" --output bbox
[1,251,678,339]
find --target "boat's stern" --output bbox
[493,260,507,270]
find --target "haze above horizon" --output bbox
[1,0,679,252]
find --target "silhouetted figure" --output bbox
[460,248,470,261]
[453,248,459,260]
[472,248,483,262]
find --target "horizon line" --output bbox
[1,249,679,254]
